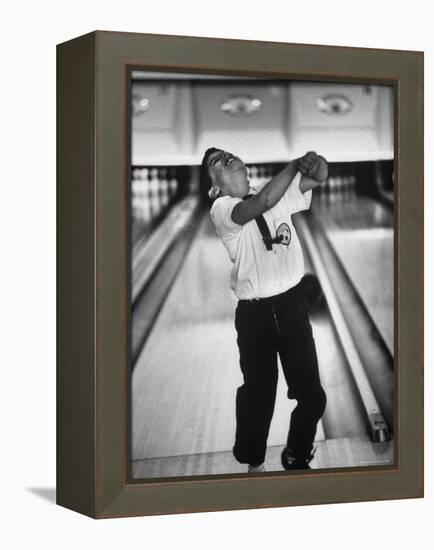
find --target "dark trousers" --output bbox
[233,282,327,465]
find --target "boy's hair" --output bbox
[200,147,221,196]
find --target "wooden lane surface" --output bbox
[132,436,394,479]
[310,314,368,440]
[313,196,394,356]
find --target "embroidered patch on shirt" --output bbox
[276,222,291,246]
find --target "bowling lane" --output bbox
[312,195,394,356]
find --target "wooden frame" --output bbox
[57,30,424,519]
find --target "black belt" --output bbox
[238,282,302,304]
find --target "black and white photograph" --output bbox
[130,71,395,479]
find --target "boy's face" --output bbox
[207,149,249,198]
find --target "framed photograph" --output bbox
[57,31,423,518]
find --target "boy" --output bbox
[202,148,328,473]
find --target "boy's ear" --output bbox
[208,186,221,200]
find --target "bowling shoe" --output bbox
[281,447,316,470]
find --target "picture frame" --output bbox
[57,30,423,519]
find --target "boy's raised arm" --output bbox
[231,152,319,226]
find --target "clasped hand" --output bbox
[298,151,328,183]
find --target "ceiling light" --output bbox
[220,94,262,116]
[317,94,353,115]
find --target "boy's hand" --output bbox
[299,152,328,183]
[298,151,318,177]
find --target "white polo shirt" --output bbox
[210,173,312,300]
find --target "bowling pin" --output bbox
[148,168,158,217]
[160,168,169,208]
[319,177,327,204]
[343,176,349,205]
[349,175,356,199]
[169,168,177,199]
[346,175,353,201]
[334,176,340,199]
[258,166,264,190]
[329,177,337,203]
[250,166,258,189]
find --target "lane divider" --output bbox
[132,196,200,304]
[297,216,390,443]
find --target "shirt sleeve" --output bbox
[282,171,312,213]
[210,196,244,238]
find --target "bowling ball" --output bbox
[301,273,325,316]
